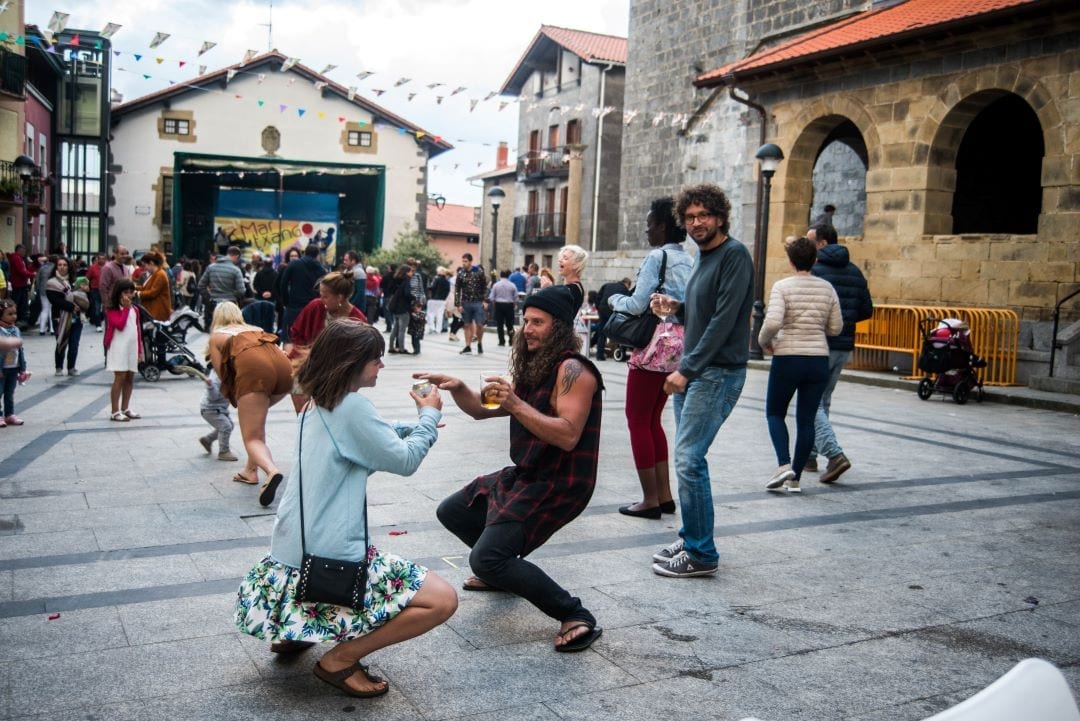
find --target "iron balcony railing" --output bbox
[0,159,46,207]
[513,213,566,244]
[0,45,27,97]
[516,146,571,181]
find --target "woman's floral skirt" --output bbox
[235,547,427,643]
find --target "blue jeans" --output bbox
[672,366,746,565]
[2,367,18,417]
[766,356,830,479]
[811,350,850,460]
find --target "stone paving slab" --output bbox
[2,329,1079,720]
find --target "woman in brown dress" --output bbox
[208,301,292,505]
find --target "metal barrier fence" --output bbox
[851,304,1020,386]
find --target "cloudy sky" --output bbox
[27,0,630,206]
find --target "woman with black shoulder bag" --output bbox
[235,319,457,698]
[608,197,694,519]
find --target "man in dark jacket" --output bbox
[279,244,325,342]
[807,223,873,483]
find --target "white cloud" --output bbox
[27,0,629,205]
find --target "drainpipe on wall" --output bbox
[590,63,614,253]
[727,83,767,260]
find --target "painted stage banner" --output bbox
[214,188,339,265]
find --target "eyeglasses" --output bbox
[684,212,714,225]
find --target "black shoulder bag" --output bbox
[294,408,369,609]
[603,250,668,350]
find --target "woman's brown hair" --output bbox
[296,319,384,410]
[319,270,355,298]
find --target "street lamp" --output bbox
[14,155,37,253]
[487,186,506,273]
[749,143,784,360]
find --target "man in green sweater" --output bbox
[649,184,754,578]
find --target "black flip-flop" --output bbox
[555,623,603,653]
[461,576,503,592]
[259,472,284,507]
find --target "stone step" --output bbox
[1028,375,1080,395]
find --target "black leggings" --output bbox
[436,488,593,625]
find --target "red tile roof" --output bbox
[501,25,627,95]
[540,25,628,65]
[426,202,480,236]
[697,0,1045,86]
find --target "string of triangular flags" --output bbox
[19,10,716,130]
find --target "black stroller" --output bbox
[915,317,986,404]
[137,305,207,382]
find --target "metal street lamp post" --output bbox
[487,186,506,273]
[14,155,36,253]
[749,143,784,360]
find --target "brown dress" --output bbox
[216,330,292,405]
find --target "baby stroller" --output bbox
[137,306,207,382]
[915,317,986,404]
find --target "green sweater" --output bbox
[678,236,754,379]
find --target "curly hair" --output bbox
[509,317,581,391]
[649,197,683,245]
[674,184,731,234]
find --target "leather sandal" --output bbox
[270,639,315,654]
[110,412,129,422]
[313,660,389,698]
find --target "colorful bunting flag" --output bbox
[469,99,479,112]
[101,23,121,39]
[372,89,385,96]
[198,41,216,56]
[427,82,443,89]
[347,87,357,100]
[257,100,265,107]
[450,86,466,96]
[69,33,80,46]
[436,96,444,105]
[320,64,336,74]
[280,57,299,72]
[407,93,417,101]
[48,11,69,34]
[198,65,207,75]
[498,101,509,112]
[297,109,305,117]
[0,2,9,14]
[278,104,287,113]
[483,91,497,101]
[242,49,257,65]
[226,69,237,82]
[156,57,164,64]
[134,54,142,61]
[149,32,170,49]
[394,77,411,87]
[179,61,186,69]
[356,71,373,81]
[314,81,328,90]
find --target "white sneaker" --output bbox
[766,467,795,491]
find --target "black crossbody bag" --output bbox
[294,408,369,609]
[603,250,668,349]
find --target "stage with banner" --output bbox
[214,188,339,265]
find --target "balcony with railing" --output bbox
[516,146,570,181]
[0,160,46,214]
[0,45,27,97]
[513,213,566,244]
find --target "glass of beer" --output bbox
[480,371,508,409]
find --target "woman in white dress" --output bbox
[104,279,143,422]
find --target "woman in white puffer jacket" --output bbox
[758,236,842,493]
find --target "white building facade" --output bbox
[109,51,450,261]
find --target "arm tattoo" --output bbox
[559,359,583,395]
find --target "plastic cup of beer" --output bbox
[480,371,507,409]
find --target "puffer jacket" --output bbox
[811,244,873,351]
[759,275,842,356]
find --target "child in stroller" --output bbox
[137,305,207,382]
[916,317,986,404]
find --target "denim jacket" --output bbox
[608,243,694,321]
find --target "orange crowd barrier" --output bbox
[851,304,1019,386]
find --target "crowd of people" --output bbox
[0,183,874,700]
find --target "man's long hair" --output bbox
[509,317,581,391]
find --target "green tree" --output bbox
[367,224,449,277]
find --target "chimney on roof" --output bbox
[496,141,508,169]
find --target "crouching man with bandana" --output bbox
[415,285,605,653]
